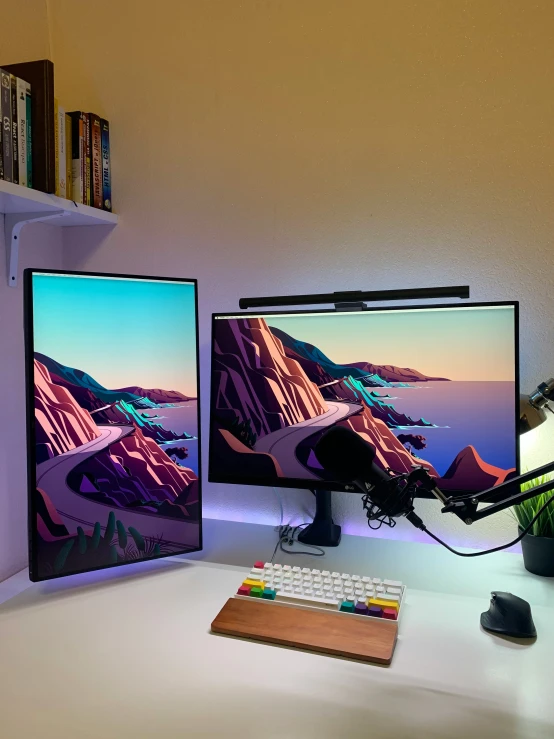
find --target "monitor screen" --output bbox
[25,270,201,581]
[210,302,519,495]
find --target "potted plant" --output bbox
[513,474,554,577]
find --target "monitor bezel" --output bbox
[24,268,203,582]
[209,300,520,499]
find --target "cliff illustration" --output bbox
[269,326,449,384]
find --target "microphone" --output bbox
[314,426,428,527]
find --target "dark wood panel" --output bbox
[211,598,397,665]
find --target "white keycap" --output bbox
[314,590,324,597]
[313,576,322,584]
[294,587,303,594]
[250,568,264,577]
[293,573,302,580]
[341,573,350,581]
[273,564,282,570]
[351,575,360,582]
[357,597,366,604]
[331,572,340,578]
[333,579,342,586]
[323,578,332,585]
[383,579,403,589]
[322,571,331,577]
[292,566,301,573]
[323,584,333,592]
[301,568,310,574]
[346,596,356,604]
[283,587,293,593]
[311,569,320,575]
[264,563,273,569]
[376,585,385,593]
[380,593,400,603]
[387,587,402,595]
[304,589,314,596]
[283,565,291,571]
[372,578,381,585]
[273,584,282,591]
[355,588,364,596]
[362,576,371,583]
[276,592,339,608]
[333,585,342,593]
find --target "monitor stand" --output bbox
[297,490,341,547]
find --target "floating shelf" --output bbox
[1,179,118,286]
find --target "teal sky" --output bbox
[32,273,197,395]
[262,306,515,381]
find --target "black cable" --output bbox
[270,523,325,561]
[417,493,554,557]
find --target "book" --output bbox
[3,60,55,193]
[25,80,32,187]
[1,69,12,182]
[54,98,59,194]
[68,111,84,203]
[10,74,18,184]
[17,77,27,187]
[90,113,102,208]
[65,113,72,200]
[100,118,111,211]
[57,103,66,198]
[84,113,91,205]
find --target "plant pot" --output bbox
[519,528,554,577]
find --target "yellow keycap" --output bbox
[368,597,399,612]
[243,578,265,589]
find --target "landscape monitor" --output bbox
[25,269,201,581]
[209,302,519,497]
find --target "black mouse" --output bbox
[481,591,537,639]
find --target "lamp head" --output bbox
[520,378,554,434]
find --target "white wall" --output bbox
[50,0,554,552]
[0,2,66,581]
[3,1,554,582]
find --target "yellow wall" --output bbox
[8,0,554,557]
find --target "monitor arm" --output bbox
[437,460,554,524]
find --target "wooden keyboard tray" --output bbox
[211,597,398,665]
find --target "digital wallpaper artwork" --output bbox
[210,306,517,493]
[28,273,200,580]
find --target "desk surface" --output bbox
[1,519,553,739]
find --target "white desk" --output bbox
[1,518,553,739]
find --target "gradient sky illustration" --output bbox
[262,306,516,381]
[32,274,197,395]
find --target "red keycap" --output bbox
[254,561,264,569]
[237,585,251,596]
[383,607,398,620]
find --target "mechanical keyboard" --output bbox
[235,561,405,621]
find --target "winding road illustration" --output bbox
[254,400,363,478]
[36,425,200,548]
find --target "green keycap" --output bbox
[250,586,263,598]
[340,600,355,613]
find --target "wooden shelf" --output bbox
[1,180,118,286]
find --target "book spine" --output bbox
[80,113,86,203]
[25,81,32,187]
[65,113,72,200]
[57,105,66,198]
[100,118,111,211]
[1,70,13,182]
[10,75,18,184]
[90,114,102,208]
[68,112,83,203]
[54,98,59,195]
[84,113,91,205]
[17,78,27,187]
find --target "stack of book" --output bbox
[65,111,111,211]
[0,59,112,212]
[0,69,32,187]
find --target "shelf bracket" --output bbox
[5,210,68,287]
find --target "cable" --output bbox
[416,493,554,557]
[270,524,325,562]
